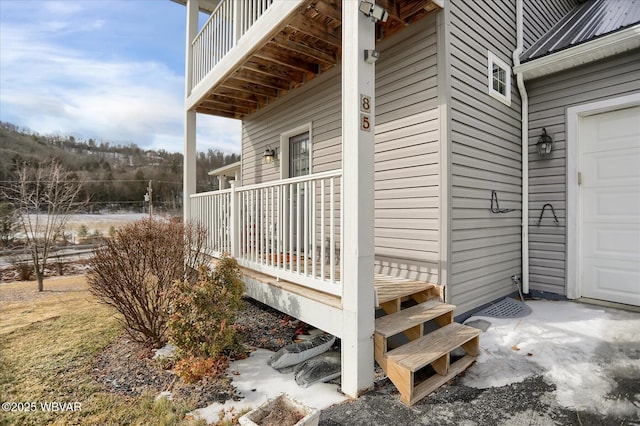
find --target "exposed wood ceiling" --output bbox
[195,0,442,119]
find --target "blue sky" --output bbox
[0,0,241,153]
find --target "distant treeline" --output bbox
[0,121,240,212]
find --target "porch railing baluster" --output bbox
[190,170,342,295]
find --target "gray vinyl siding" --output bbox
[241,16,440,283]
[374,15,440,282]
[522,0,578,51]
[527,49,640,295]
[241,68,342,185]
[448,0,522,314]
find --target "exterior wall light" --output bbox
[359,1,389,22]
[264,146,277,164]
[536,128,553,157]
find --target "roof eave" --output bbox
[170,0,220,14]
[208,161,241,176]
[514,24,640,80]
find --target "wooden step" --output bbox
[406,355,477,405]
[384,323,480,405]
[374,274,436,307]
[375,300,455,338]
[387,322,480,372]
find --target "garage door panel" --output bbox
[582,224,640,260]
[580,104,640,306]
[581,106,640,153]
[582,148,640,187]
[582,260,640,306]
[582,188,640,222]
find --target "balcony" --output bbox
[186,0,443,118]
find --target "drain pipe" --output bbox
[513,0,530,294]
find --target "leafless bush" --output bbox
[87,217,208,347]
[10,256,33,281]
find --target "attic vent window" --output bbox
[487,51,511,106]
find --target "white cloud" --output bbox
[0,0,241,154]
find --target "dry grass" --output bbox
[0,276,206,425]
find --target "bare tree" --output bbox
[0,202,18,247]
[2,159,86,291]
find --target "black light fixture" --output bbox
[263,146,277,164]
[536,128,553,157]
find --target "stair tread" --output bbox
[374,276,435,305]
[375,300,455,338]
[386,323,480,372]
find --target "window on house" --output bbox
[280,124,312,179]
[487,51,511,106]
[289,132,309,178]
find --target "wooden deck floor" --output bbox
[239,264,439,310]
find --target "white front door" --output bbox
[580,105,640,306]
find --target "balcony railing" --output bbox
[190,170,342,296]
[191,0,274,89]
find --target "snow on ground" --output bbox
[192,349,347,423]
[462,300,640,417]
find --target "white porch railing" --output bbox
[190,170,342,296]
[192,0,274,88]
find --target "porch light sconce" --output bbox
[263,146,278,165]
[359,1,389,23]
[536,128,553,158]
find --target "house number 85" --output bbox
[360,94,371,131]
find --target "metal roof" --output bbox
[521,0,640,62]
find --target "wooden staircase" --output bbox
[374,277,480,405]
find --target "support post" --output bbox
[340,0,376,398]
[230,180,239,258]
[183,0,199,221]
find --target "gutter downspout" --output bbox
[513,0,529,294]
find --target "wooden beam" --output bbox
[222,78,280,99]
[309,0,342,21]
[400,0,437,22]
[254,44,320,74]
[271,35,337,65]
[288,15,342,47]
[195,106,238,119]
[243,59,307,83]
[213,86,270,106]
[233,68,291,90]
[207,93,260,108]
[199,99,253,115]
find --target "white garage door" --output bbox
[580,105,640,306]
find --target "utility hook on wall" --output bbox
[490,190,516,214]
[536,203,559,226]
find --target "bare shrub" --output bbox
[10,257,33,281]
[87,218,207,347]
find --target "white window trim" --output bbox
[279,122,313,179]
[487,51,512,106]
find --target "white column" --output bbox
[183,0,199,220]
[340,0,376,398]
[184,111,197,220]
[230,180,239,258]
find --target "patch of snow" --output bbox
[152,344,177,360]
[463,300,640,417]
[191,349,347,424]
